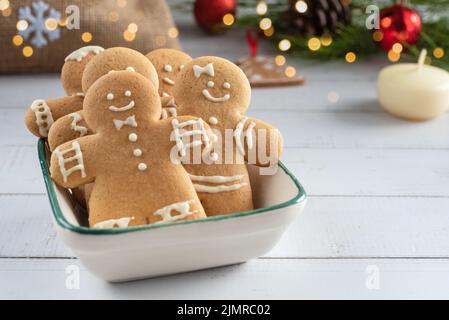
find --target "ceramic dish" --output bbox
[38,139,307,282]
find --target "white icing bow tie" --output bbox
[113,115,138,130]
[193,63,215,78]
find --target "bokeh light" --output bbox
[275,55,286,66]
[295,1,308,13]
[278,39,291,51]
[308,37,321,51]
[23,46,33,58]
[345,51,357,63]
[433,47,444,59]
[81,32,93,43]
[256,1,267,15]
[285,66,296,78]
[222,13,235,26]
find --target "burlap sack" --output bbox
[0,0,180,73]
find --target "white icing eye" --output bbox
[107,93,114,101]
[164,64,173,72]
[125,90,132,97]
[179,65,184,70]
[223,82,231,89]
[126,67,135,72]
[207,81,215,88]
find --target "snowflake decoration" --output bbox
[18,1,61,48]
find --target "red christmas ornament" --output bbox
[194,0,237,34]
[379,3,422,51]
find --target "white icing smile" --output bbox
[163,77,175,86]
[109,100,135,112]
[202,89,230,103]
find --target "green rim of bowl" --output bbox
[38,139,307,235]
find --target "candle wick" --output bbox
[418,49,427,70]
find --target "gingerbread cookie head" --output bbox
[83,71,161,134]
[173,56,251,118]
[146,48,192,97]
[82,47,159,93]
[61,46,104,96]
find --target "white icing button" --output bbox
[126,67,135,72]
[125,90,132,97]
[107,93,114,100]
[164,64,173,72]
[223,82,231,89]
[207,81,215,88]
[209,117,218,125]
[138,163,147,171]
[133,148,142,157]
[128,133,138,142]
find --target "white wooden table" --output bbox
[1,11,449,300]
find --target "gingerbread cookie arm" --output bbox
[25,95,84,137]
[236,117,283,167]
[48,110,92,152]
[50,135,96,189]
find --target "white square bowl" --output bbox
[38,139,307,282]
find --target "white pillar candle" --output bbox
[377,49,449,121]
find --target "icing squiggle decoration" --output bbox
[113,115,138,130]
[162,107,177,120]
[189,174,243,183]
[202,89,230,103]
[54,141,86,183]
[172,118,210,157]
[163,77,175,86]
[193,63,215,78]
[93,217,135,229]
[193,183,247,193]
[234,117,256,156]
[161,98,177,119]
[109,100,135,112]
[153,200,198,224]
[31,99,54,137]
[70,113,88,136]
[64,46,104,62]
[75,92,85,97]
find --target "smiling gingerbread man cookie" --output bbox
[146,48,192,119]
[173,56,284,216]
[48,47,159,151]
[25,46,104,138]
[50,71,210,228]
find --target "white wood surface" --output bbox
[1,7,449,299]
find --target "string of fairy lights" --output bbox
[0,0,179,58]
[222,0,445,65]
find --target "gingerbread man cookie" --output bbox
[173,56,284,216]
[48,47,159,151]
[146,48,192,119]
[25,46,104,137]
[50,71,210,228]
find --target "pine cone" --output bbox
[282,0,351,36]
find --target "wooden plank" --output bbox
[2,195,449,259]
[3,108,449,149]
[0,75,63,109]
[2,145,448,197]
[1,257,448,299]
